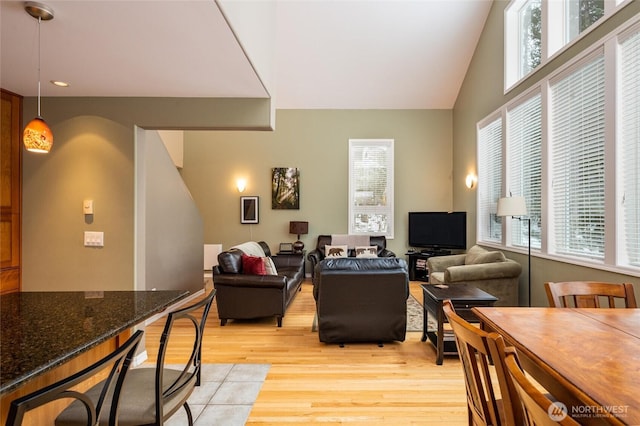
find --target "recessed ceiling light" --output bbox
[50,80,69,87]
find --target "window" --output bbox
[348,139,394,238]
[506,0,610,90]
[618,27,640,267]
[565,0,605,44]
[550,52,605,259]
[477,117,503,244]
[506,92,542,249]
[480,17,640,275]
[506,0,542,86]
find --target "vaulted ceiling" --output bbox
[1,0,492,109]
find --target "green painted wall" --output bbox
[182,109,454,260]
[452,1,640,306]
[21,97,270,291]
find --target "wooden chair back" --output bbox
[544,281,637,308]
[504,351,579,426]
[6,330,143,426]
[442,300,522,426]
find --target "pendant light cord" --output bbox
[37,16,42,117]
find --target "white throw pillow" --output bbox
[355,246,378,258]
[325,245,348,258]
[264,257,278,275]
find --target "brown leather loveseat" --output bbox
[213,241,304,327]
[313,257,409,344]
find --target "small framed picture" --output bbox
[240,196,259,224]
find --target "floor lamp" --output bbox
[497,196,531,306]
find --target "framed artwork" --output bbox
[240,196,259,224]
[272,167,300,209]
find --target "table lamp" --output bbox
[497,196,531,306]
[289,221,309,253]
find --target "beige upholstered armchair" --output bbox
[427,245,521,306]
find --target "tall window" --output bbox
[478,118,503,244]
[506,92,542,249]
[618,28,640,268]
[550,52,606,259]
[348,139,394,238]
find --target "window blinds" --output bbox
[348,139,394,238]
[619,29,640,267]
[478,118,503,243]
[507,92,542,249]
[550,51,605,259]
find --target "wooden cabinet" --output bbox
[1,89,22,294]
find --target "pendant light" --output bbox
[23,2,54,153]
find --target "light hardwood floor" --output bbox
[144,280,468,425]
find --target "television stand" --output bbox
[420,249,451,256]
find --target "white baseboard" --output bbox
[133,350,148,367]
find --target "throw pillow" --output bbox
[242,254,266,275]
[355,246,378,258]
[325,245,348,258]
[264,257,278,275]
[466,248,506,265]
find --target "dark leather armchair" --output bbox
[213,241,304,327]
[307,235,396,278]
[313,257,409,344]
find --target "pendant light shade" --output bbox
[23,117,53,153]
[23,2,54,154]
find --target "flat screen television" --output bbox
[408,211,467,252]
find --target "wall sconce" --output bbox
[465,173,477,189]
[236,179,247,193]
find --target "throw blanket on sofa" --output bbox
[231,241,266,257]
[331,234,370,248]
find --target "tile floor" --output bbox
[164,363,270,426]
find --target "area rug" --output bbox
[311,295,425,332]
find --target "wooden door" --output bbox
[1,89,22,294]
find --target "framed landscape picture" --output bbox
[272,167,300,209]
[240,196,259,224]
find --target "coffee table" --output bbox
[420,283,498,365]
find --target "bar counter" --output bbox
[0,290,188,396]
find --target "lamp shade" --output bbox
[497,196,527,217]
[289,221,309,236]
[23,117,53,153]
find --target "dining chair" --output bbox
[6,330,144,426]
[544,281,637,308]
[442,300,522,426]
[56,289,215,426]
[503,350,579,426]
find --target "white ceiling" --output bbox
[0,0,492,110]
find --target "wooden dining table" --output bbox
[472,307,640,426]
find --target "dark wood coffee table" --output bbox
[421,283,498,365]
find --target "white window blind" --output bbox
[550,52,605,259]
[507,92,542,249]
[348,139,394,238]
[619,28,640,267]
[478,118,503,243]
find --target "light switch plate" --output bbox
[84,231,104,247]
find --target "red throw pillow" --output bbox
[242,254,266,275]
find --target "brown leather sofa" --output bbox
[307,235,396,278]
[213,241,304,327]
[313,257,409,344]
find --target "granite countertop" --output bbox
[0,290,189,395]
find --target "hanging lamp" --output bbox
[23,1,54,153]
